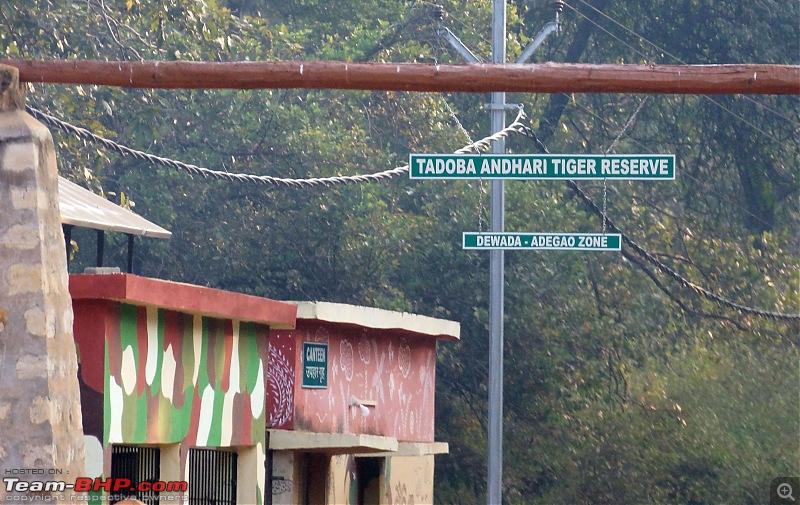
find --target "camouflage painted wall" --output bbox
[75,302,270,446]
[74,300,271,500]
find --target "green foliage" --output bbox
[3,1,798,504]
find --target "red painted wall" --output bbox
[266,331,296,430]
[268,321,438,443]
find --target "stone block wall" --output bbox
[0,64,85,498]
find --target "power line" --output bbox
[27,104,528,187]
[518,124,800,322]
[560,2,652,62]
[572,0,800,125]
[444,10,493,52]
[563,0,799,135]
[567,95,779,231]
[430,10,489,234]
[605,96,648,154]
[27,103,798,320]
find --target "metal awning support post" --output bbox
[63,224,74,271]
[96,230,104,267]
[126,234,134,273]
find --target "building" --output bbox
[2,85,460,503]
[71,273,297,504]
[266,302,459,505]
[61,173,459,504]
[70,275,459,504]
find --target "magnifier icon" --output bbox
[778,483,795,502]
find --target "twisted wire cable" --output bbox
[27,105,527,187]
[26,102,796,320]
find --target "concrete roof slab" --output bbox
[293,301,460,341]
[268,429,399,455]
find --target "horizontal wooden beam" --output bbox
[4,60,799,95]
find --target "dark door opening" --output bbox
[356,457,383,505]
[302,453,329,505]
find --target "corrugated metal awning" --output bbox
[59,177,171,239]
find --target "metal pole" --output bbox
[488,0,505,503]
[434,5,558,503]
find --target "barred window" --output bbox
[110,445,161,505]
[188,448,238,505]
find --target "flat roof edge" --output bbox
[355,441,449,457]
[70,273,296,329]
[268,430,399,454]
[293,301,460,341]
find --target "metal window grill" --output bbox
[188,448,238,505]
[110,445,161,505]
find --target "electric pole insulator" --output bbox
[552,1,565,14]
[432,5,445,21]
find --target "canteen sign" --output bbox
[409,154,675,180]
[302,342,328,388]
[463,232,622,251]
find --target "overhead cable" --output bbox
[28,103,797,321]
[560,0,797,140]
[27,105,527,187]
[572,0,799,126]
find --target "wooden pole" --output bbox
[4,60,799,95]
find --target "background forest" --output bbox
[2,0,798,503]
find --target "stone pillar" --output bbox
[0,65,85,498]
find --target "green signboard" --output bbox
[463,232,622,251]
[409,154,675,180]
[302,342,328,388]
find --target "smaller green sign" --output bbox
[463,232,622,251]
[302,342,328,388]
